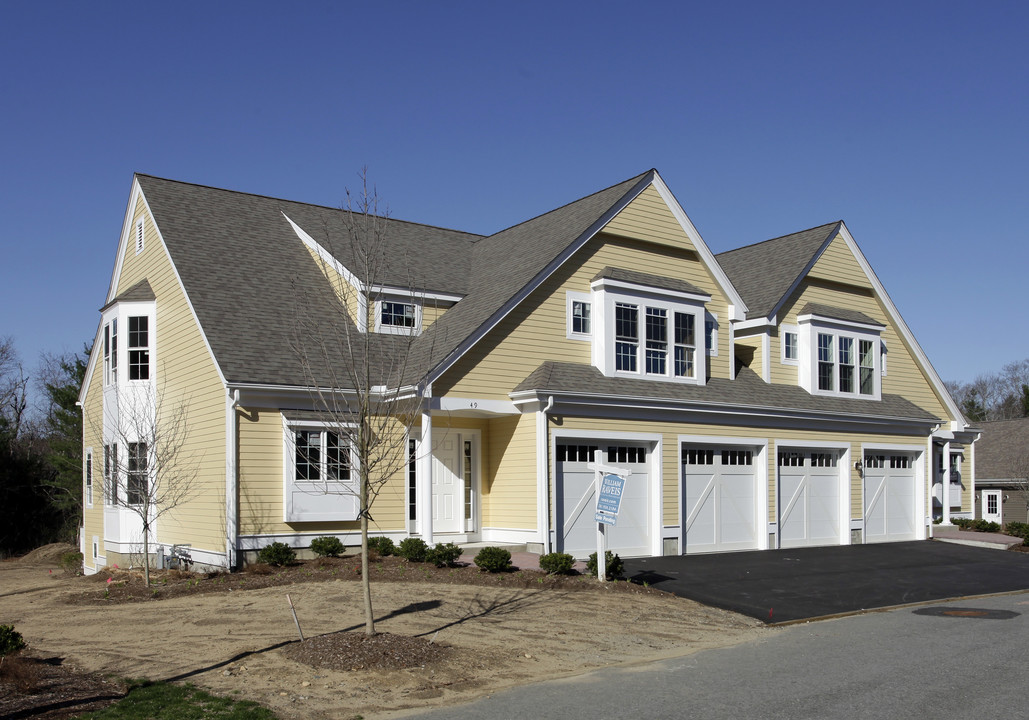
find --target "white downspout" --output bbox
[536,396,555,553]
[225,388,240,569]
[418,383,434,544]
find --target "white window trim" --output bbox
[781,324,799,366]
[565,291,592,341]
[592,283,707,385]
[283,419,360,523]
[373,297,422,335]
[798,318,881,400]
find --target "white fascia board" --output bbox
[734,317,775,332]
[281,212,367,332]
[835,222,967,429]
[650,172,748,318]
[369,284,464,304]
[427,172,657,385]
[509,389,938,429]
[590,277,711,304]
[797,312,886,333]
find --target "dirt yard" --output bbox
[1,546,767,719]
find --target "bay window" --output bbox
[800,312,882,399]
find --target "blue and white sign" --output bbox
[597,473,625,519]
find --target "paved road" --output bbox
[396,591,1029,719]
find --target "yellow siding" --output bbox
[437,233,732,399]
[808,235,869,287]
[81,339,106,572]
[603,185,698,252]
[485,413,537,529]
[734,333,764,378]
[115,196,227,554]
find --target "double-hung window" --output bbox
[375,297,421,335]
[817,333,834,391]
[128,316,150,380]
[85,450,93,507]
[104,443,118,505]
[127,442,148,506]
[645,308,667,375]
[615,303,638,372]
[673,312,696,378]
[103,319,118,386]
[285,423,358,522]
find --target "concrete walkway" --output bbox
[931,524,1025,550]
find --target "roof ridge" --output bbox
[715,220,841,257]
[475,169,653,242]
[134,173,485,240]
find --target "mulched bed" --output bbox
[282,631,451,672]
[67,554,659,605]
[0,652,127,720]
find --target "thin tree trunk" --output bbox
[361,477,374,635]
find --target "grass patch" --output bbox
[75,680,277,719]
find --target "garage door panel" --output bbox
[779,453,841,549]
[683,446,758,554]
[863,453,917,543]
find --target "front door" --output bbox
[432,433,477,535]
[982,490,1002,524]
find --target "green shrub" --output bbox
[60,551,84,575]
[952,517,973,530]
[538,552,576,575]
[310,536,345,557]
[474,546,513,573]
[426,542,463,568]
[397,537,429,562]
[0,624,26,656]
[367,536,397,556]
[586,550,624,580]
[257,541,297,566]
[1004,522,1029,539]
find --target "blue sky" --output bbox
[1,1,1026,395]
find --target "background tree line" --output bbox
[946,358,1029,423]
[0,336,88,556]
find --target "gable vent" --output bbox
[135,218,144,254]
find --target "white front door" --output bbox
[432,436,462,534]
[982,490,1002,524]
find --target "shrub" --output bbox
[397,537,429,562]
[310,536,345,558]
[538,552,576,575]
[0,624,26,656]
[474,546,513,573]
[586,550,624,580]
[257,542,297,566]
[60,551,84,575]
[367,536,396,556]
[1005,521,1029,538]
[426,542,463,568]
[952,517,973,530]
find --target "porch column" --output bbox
[941,440,951,525]
[418,409,434,544]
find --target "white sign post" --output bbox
[587,456,630,582]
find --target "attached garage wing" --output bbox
[682,445,760,554]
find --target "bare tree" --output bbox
[96,389,199,587]
[291,172,441,636]
[0,337,28,437]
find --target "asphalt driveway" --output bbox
[622,541,1029,624]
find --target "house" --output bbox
[79,170,977,573]
[973,418,1029,525]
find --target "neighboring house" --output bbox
[974,418,1029,525]
[79,170,977,573]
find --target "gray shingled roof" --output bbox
[591,266,709,297]
[103,278,155,311]
[402,171,652,383]
[513,361,940,423]
[976,418,1029,480]
[716,222,840,320]
[136,175,479,387]
[798,303,885,328]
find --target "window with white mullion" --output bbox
[381,301,416,328]
[615,303,638,372]
[838,337,854,393]
[645,307,667,375]
[673,312,696,378]
[128,316,150,381]
[817,333,834,391]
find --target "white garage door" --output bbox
[682,446,759,553]
[863,453,918,543]
[778,450,842,548]
[555,443,650,559]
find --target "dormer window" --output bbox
[591,268,710,384]
[798,304,883,400]
[374,297,421,335]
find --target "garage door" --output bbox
[555,443,650,558]
[682,445,759,553]
[863,453,918,543]
[778,450,842,548]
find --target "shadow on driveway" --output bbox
[623,541,1029,624]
